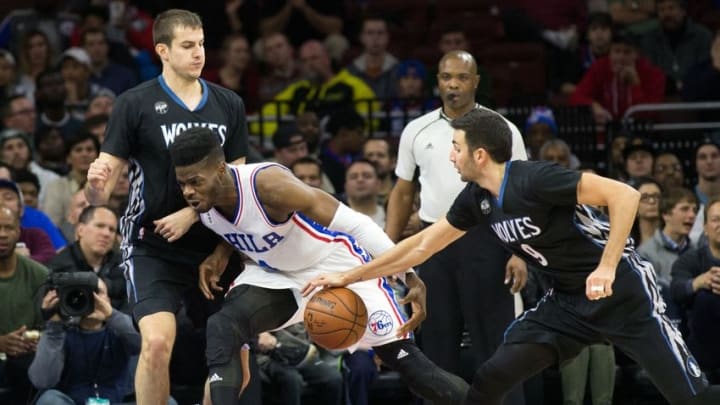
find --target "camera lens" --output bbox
[66,289,90,311]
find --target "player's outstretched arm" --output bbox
[577,172,640,300]
[301,219,465,295]
[85,152,128,206]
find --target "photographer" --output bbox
[47,205,126,311]
[29,277,140,405]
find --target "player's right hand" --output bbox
[87,158,111,192]
[301,272,352,296]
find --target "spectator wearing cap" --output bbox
[0,179,56,263]
[388,60,440,136]
[570,31,665,124]
[80,27,138,96]
[0,128,59,204]
[524,106,582,168]
[640,0,713,95]
[623,137,656,186]
[272,123,309,167]
[59,47,115,121]
[319,108,367,193]
[347,16,399,100]
[1,94,37,135]
[34,67,83,141]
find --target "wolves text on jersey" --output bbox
[161,122,228,146]
[490,216,541,244]
[224,232,284,253]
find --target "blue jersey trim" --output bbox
[157,76,208,112]
[295,212,372,262]
[496,161,512,207]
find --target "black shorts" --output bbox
[123,245,206,322]
[504,253,708,402]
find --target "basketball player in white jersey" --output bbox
[168,127,469,405]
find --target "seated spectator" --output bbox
[58,189,89,243]
[29,278,140,405]
[13,169,40,209]
[272,123,309,167]
[342,159,385,227]
[0,206,49,404]
[203,33,260,112]
[0,128,60,203]
[83,114,109,143]
[653,151,685,189]
[690,141,720,244]
[258,32,302,102]
[290,156,335,195]
[347,16,399,100]
[559,11,614,95]
[255,40,378,139]
[296,110,321,156]
[570,31,665,124]
[623,137,655,186]
[631,177,663,246]
[362,138,396,206]
[40,132,99,227]
[640,0,712,95]
[671,196,720,379]
[59,47,115,122]
[34,67,84,141]
[525,107,581,167]
[0,179,57,263]
[46,205,125,311]
[319,108,367,194]
[85,92,114,121]
[257,324,343,405]
[81,27,138,96]
[682,29,720,102]
[33,126,67,175]
[539,139,574,169]
[1,94,36,135]
[0,50,32,100]
[388,60,440,137]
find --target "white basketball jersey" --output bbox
[200,163,371,271]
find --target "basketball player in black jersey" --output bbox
[85,10,247,405]
[305,109,720,405]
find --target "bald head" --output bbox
[299,40,332,81]
[439,51,478,74]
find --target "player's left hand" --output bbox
[505,255,528,294]
[396,272,426,337]
[585,265,615,300]
[153,206,199,242]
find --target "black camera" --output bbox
[48,272,99,319]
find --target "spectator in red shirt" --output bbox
[570,31,665,124]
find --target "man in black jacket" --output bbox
[46,205,125,311]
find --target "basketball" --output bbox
[304,287,368,350]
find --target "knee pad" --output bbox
[374,339,469,405]
[206,311,249,368]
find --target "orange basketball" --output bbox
[304,287,368,350]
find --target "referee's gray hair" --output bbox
[450,109,512,163]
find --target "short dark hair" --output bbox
[290,156,322,172]
[13,168,40,191]
[78,204,116,225]
[660,187,697,216]
[153,9,203,47]
[169,127,224,167]
[1,94,29,119]
[83,114,109,131]
[65,132,100,157]
[326,108,365,136]
[346,158,379,178]
[80,27,106,46]
[450,109,513,163]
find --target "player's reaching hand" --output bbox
[396,272,426,337]
[585,264,616,300]
[505,254,528,294]
[301,272,354,296]
[153,206,199,242]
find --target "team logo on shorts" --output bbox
[481,199,491,214]
[687,356,702,378]
[154,101,168,114]
[368,310,393,336]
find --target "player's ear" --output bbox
[155,43,168,61]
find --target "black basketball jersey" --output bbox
[102,76,248,255]
[447,160,635,292]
